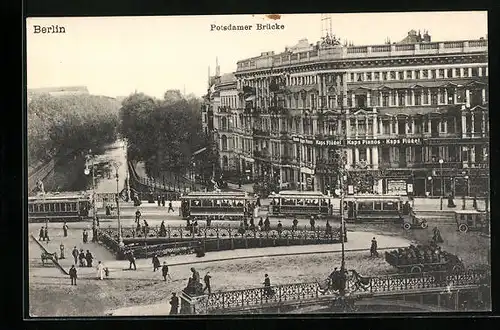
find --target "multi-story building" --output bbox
[208,30,489,197]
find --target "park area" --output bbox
[28,220,489,317]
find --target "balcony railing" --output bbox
[253,150,271,160]
[252,128,270,137]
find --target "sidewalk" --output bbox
[226,182,254,194]
[411,197,487,212]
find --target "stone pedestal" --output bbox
[180,291,209,315]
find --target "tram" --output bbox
[268,191,332,217]
[28,191,92,223]
[343,195,409,223]
[180,191,256,220]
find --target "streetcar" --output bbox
[268,191,332,217]
[343,195,409,223]
[180,191,256,220]
[28,191,92,223]
[454,210,489,233]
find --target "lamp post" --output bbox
[439,159,444,210]
[463,175,469,210]
[335,150,348,293]
[113,162,124,247]
[84,150,96,228]
[427,176,432,197]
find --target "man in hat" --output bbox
[72,246,79,265]
[127,250,137,270]
[162,262,171,281]
[85,250,94,267]
[203,272,212,294]
[39,226,45,241]
[69,265,77,286]
[169,293,179,315]
[370,237,378,257]
[44,226,50,243]
[152,254,161,272]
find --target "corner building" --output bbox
[221,31,489,197]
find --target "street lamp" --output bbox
[84,150,97,228]
[463,175,469,210]
[427,176,432,197]
[113,162,124,247]
[439,159,444,210]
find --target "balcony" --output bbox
[253,150,271,161]
[252,128,270,138]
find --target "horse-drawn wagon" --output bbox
[385,245,464,273]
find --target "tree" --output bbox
[119,90,210,181]
[28,93,120,165]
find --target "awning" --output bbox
[245,95,256,101]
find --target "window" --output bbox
[382,93,389,106]
[463,68,469,77]
[439,90,445,104]
[382,72,388,80]
[447,69,453,78]
[406,70,412,79]
[372,91,379,106]
[439,69,445,78]
[471,67,479,77]
[374,72,380,80]
[415,71,420,79]
[351,73,355,81]
[391,92,397,106]
[431,70,436,79]
[447,117,456,134]
[359,148,367,161]
[357,74,363,82]
[381,146,390,162]
[415,118,422,133]
[455,68,460,77]
[414,90,421,105]
[407,121,413,133]
[440,120,446,132]
[383,120,390,134]
[399,91,406,106]
[423,90,429,104]
[366,72,372,81]
[390,71,396,80]
[398,71,404,80]
[431,91,438,105]
[423,119,429,133]
[422,70,428,78]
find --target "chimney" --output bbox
[423,30,431,43]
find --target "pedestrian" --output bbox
[143,220,149,237]
[96,216,100,227]
[263,274,273,297]
[62,222,69,237]
[325,220,332,235]
[258,217,263,231]
[72,246,79,265]
[159,221,167,237]
[168,201,174,213]
[96,261,104,280]
[85,250,94,267]
[370,237,378,257]
[78,249,86,267]
[69,265,77,286]
[157,195,161,206]
[127,251,137,270]
[152,254,161,272]
[82,229,88,244]
[44,226,50,242]
[292,217,298,231]
[169,293,179,315]
[310,216,316,231]
[203,272,212,294]
[136,221,141,234]
[277,220,283,233]
[264,217,270,231]
[206,217,212,228]
[161,195,166,207]
[162,261,171,281]
[39,226,45,241]
[135,209,141,224]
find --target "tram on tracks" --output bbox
[180,191,256,221]
[268,191,332,217]
[343,195,411,224]
[28,191,92,223]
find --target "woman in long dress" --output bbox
[96,261,105,280]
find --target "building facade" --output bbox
[207,31,489,197]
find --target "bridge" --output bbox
[180,269,490,314]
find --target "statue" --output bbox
[447,194,456,208]
[36,180,45,194]
[183,267,204,296]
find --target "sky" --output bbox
[26,12,488,99]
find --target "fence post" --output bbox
[216,225,220,251]
[229,227,234,250]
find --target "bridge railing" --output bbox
[197,269,490,313]
[204,281,336,312]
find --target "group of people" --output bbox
[71,246,95,268]
[68,260,107,285]
[151,254,172,281]
[386,243,450,265]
